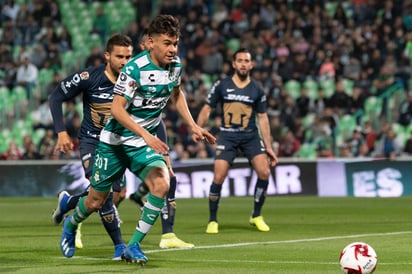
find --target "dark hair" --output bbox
[147,14,180,38]
[232,48,253,61]
[105,34,133,53]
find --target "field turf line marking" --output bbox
[145,230,412,253]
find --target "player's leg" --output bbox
[129,181,149,209]
[206,159,230,234]
[246,136,271,232]
[60,187,110,258]
[98,190,126,260]
[206,132,235,234]
[122,148,169,264]
[159,158,194,248]
[59,143,124,258]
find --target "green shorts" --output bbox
[91,142,166,192]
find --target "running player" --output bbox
[58,14,215,264]
[50,34,133,259]
[197,48,278,234]
[128,28,194,249]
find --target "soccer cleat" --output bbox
[113,243,126,261]
[60,216,77,258]
[249,216,270,232]
[121,243,148,264]
[159,233,195,249]
[206,221,218,234]
[52,191,70,225]
[129,194,145,210]
[75,223,83,249]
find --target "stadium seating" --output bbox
[284,80,301,100]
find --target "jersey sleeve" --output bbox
[256,84,267,114]
[49,70,91,133]
[206,80,221,108]
[113,71,137,101]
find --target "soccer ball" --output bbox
[339,242,378,274]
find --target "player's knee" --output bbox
[257,168,271,180]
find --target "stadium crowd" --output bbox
[1,0,412,161]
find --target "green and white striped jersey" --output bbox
[100,50,182,147]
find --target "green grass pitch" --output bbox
[1,196,411,273]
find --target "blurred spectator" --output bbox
[37,128,56,159]
[348,86,368,114]
[361,121,377,152]
[295,87,310,118]
[32,98,54,131]
[90,6,109,44]
[56,26,72,53]
[1,0,19,23]
[278,130,301,157]
[374,126,403,160]
[84,45,105,68]
[397,91,412,126]
[343,54,362,81]
[16,53,38,99]
[338,143,352,158]
[329,79,351,116]
[345,126,366,157]
[403,133,412,156]
[30,43,47,69]
[309,88,330,115]
[22,140,42,159]
[43,42,62,71]
[0,141,22,160]
[44,72,62,100]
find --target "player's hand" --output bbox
[54,131,74,154]
[191,126,216,144]
[143,133,170,155]
[266,148,278,167]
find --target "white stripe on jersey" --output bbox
[139,70,171,86]
[99,115,161,146]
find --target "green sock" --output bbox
[68,196,92,231]
[129,193,165,245]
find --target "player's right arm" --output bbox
[49,71,86,154]
[197,80,220,128]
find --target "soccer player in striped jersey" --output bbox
[51,34,133,260]
[59,14,215,264]
[128,28,194,249]
[197,48,278,234]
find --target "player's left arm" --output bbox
[170,87,216,144]
[257,112,278,166]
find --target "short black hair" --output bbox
[147,14,180,38]
[232,48,253,61]
[105,34,133,53]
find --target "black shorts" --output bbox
[78,139,124,192]
[156,119,167,143]
[215,130,267,164]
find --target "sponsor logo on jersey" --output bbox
[119,72,127,81]
[98,86,111,91]
[128,80,135,87]
[94,171,100,182]
[226,88,235,92]
[80,71,89,80]
[226,94,253,102]
[92,93,114,100]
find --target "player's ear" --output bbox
[104,51,110,62]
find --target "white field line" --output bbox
[145,230,412,253]
[67,230,412,264]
